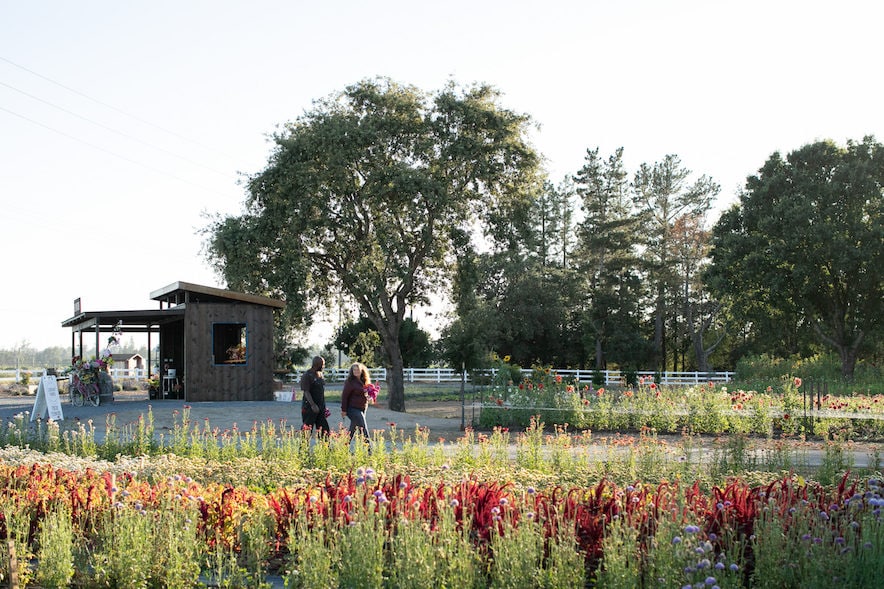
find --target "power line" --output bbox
[0,55,241,163]
[0,80,236,178]
[0,104,238,198]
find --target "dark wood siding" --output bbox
[184,302,275,401]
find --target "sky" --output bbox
[1,0,881,352]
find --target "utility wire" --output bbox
[0,104,238,198]
[0,80,236,178]
[0,55,241,163]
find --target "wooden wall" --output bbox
[183,302,276,402]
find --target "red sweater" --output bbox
[341,379,367,412]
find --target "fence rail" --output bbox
[283,368,735,386]
[0,368,150,383]
[2,367,734,386]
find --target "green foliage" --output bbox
[335,316,433,367]
[90,506,154,587]
[735,353,884,395]
[708,136,884,378]
[35,506,75,588]
[352,329,382,367]
[204,78,540,411]
[576,147,649,371]
[481,367,585,429]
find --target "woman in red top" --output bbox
[340,362,372,450]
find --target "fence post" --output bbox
[460,362,466,431]
[802,380,810,436]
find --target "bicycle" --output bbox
[70,374,100,407]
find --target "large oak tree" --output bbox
[204,78,539,411]
[707,137,883,378]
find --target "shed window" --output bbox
[213,323,247,365]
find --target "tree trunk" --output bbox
[840,347,859,380]
[653,286,665,372]
[383,335,406,412]
[692,335,709,373]
[813,321,863,381]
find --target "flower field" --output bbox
[0,384,883,587]
[480,373,884,441]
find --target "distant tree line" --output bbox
[0,339,151,370]
[441,138,881,380]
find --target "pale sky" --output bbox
[1,0,881,351]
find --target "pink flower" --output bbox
[365,383,380,403]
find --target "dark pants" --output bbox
[303,404,330,435]
[346,407,370,449]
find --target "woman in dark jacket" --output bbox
[300,356,330,435]
[340,362,372,450]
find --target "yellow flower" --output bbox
[503,355,511,363]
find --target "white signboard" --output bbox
[31,375,64,422]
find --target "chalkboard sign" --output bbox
[31,375,64,422]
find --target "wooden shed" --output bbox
[62,281,285,402]
[110,353,144,371]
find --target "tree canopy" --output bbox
[204,78,540,411]
[707,136,883,378]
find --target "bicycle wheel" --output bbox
[71,384,85,407]
[88,384,100,407]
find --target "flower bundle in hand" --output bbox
[365,383,380,403]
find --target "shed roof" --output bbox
[61,308,183,331]
[62,281,285,333]
[150,281,286,309]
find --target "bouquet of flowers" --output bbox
[365,383,380,404]
[67,355,111,384]
[66,322,121,384]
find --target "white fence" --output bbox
[0,368,150,383]
[3,367,733,386]
[285,368,735,386]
